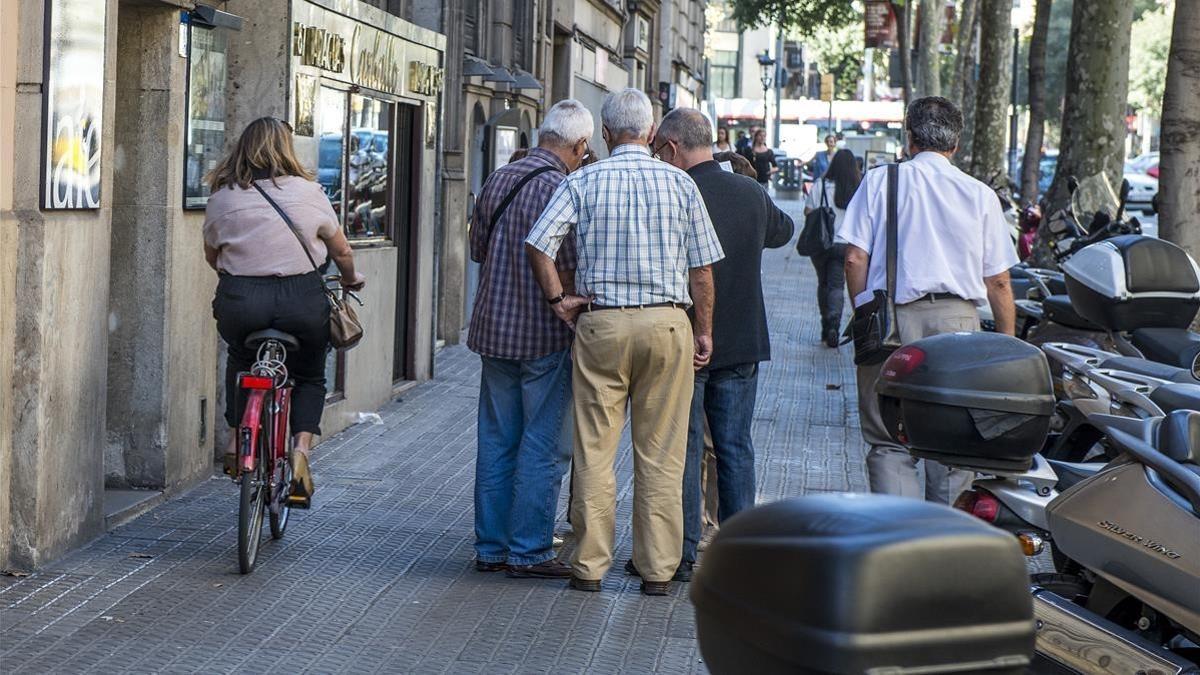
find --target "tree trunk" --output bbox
[1159,0,1200,266]
[955,4,981,170]
[968,0,1013,184]
[1041,0,1135,218]
[897,0,914,110]
[916,0,943,97]
[949,0,978,109]
[1018,0,1052,206]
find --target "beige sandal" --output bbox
[288,451,314,509]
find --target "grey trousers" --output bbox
[856,296,979,503]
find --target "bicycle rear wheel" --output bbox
[237,433,267,574]
[269,434,292,539]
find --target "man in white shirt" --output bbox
[838,96,1018,502]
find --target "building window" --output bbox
[183,24,228,209]
[464,1,479,54]
[346,94,393,239]
[710,50,738,99]
[514,0,528,70]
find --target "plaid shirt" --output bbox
[526,144,724,306]
[467,148,577,361]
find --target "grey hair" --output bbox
[656,108,714,151]
[601,88,653,140]
[539,99,595,146]
[905,96,963,152]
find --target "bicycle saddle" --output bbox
[244,329,300,351]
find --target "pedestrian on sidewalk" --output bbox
[652,108,794,575]
[805,148,861,348]
[746,129,779,187]
[203,117,367,508]
[839,96,1017,503]
[525,88,724,596]
[467,100,595,579]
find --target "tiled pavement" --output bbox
[1,198,867,673]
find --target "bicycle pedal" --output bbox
[286,494,312,510]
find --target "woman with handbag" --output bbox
[804,149,861,347]
[203,117,366,507]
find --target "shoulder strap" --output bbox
[253,181,322,275]
[490,164,557,231]
[886,163,899,299]
[820,179,830,209]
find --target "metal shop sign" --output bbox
[293,23,345,72]
[349,25,403,94]
[408,62,444,96]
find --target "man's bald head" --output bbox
[656,108,715,151]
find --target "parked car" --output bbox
[1037,151,1156,215]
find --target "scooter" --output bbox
[877,332,1200,671]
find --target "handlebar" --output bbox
[1053,218,1141,262]
[324,275,365,306]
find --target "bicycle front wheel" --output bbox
[237,441,267,574]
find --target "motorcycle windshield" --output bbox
[1070,173,1120,222]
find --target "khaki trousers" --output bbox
[570,307,694,582]
[856,297,979,503]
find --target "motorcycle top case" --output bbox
[875,332,1055,473]
[1063,234,1200,331]
[691,494,1035,675]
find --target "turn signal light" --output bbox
[953,489,1000,523]
[239,375,275,390]
[1018,532,1045,556]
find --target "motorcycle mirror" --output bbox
[1067,176,1078,194]
[1116,178,1131,222]
[1047,217,1070,235]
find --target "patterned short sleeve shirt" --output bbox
[526,144,724,307]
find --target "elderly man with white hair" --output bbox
[526,88,724,596]
[468,99,595,580]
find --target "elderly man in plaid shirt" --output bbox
[526,88,724,596]
[468,100,595,579]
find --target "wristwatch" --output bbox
[547,292,567,305]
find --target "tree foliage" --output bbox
[728,0,859,36]
[805,20,888,99]
[1128,2,1173,117]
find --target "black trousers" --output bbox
[811,244,847,333]
[214,272,331,435]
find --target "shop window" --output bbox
[183,24,229,208]
[345,95,393,239]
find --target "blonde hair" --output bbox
[207,117,314,191]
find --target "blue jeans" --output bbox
[474,349,573,565]
[682,363,759,564]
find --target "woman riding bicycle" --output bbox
[203,117,366,507]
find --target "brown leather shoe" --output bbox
[475,560,508,572]
[506,559,572,579]
[624,559,694,582]
[569,575,601,592]
[640,579,671,596]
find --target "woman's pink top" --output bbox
[203,176,339,277]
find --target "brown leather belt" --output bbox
[580,301,688,312]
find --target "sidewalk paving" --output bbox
[1,199,866,674]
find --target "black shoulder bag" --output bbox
[847,163,902,366]
[795,180,836,257]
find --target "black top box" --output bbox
[691,494,1034,675]
[876,332,1055,473]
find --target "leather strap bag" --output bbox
[847,163,902,366]
[795,179,836,257]
[490,164,556,232]
[253,182,365,350]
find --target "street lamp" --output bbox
[758,50,775,143]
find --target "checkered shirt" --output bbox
[526,144,724,307]
[467,148,578,361]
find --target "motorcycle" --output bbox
[877,332,1200,671]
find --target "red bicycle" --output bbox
[233,329,300,573]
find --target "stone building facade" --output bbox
[431,0,709,345]
[0,0,706,571]
[0,0,446,571]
